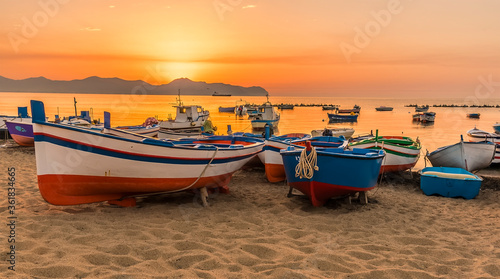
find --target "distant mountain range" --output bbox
[0,76,268,96]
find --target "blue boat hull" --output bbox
[281,147,384,206]
[420,167,482,199]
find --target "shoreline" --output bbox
[1,145,499,278]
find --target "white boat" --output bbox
[158,128,207,139]
[29,100,264,206]
[311,127,355,138]
[258,134,348,182]
[415,105,429,112]
[426,136,496,172]
[467,127,500,163]
[250,101,280,130]
[158,119,216,139]
[420,112,436,122]
[159,95,210,130]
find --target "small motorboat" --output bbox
[420,167,482,199]
[348,131,421,172]
[493,123,500,134]
[337,105,361,114]
[420,112,436,122]
[415,105,429,112]
[426,136,495,172]
[280,144,385,206]
[218,106,235,113]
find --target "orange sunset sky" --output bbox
[1,0,500,97]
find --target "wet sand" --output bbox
[1,144,499,278]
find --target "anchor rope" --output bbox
[295,146,319,179]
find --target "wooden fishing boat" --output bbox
[420,167,482,199]
[348,132,421,172]
[375,106,393,111]
[250,101,280,130]
[493,123,500,134]
[412,113,422,121]
[259,134,348,183]
[311,127,355,138]
[30,100,264,206]
[426,136,495,172]
[467,127,500,163]
[280,145,385,206]
[466,113,480,118]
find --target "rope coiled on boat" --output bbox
[295,146,319,179]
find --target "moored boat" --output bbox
[375,106,393,111]
[259,134,348,182]
[348,132,421,172]
[420,167,482,199]
[415,105,429,112]
[467,127,500,163]
[426,136,495,172]
[250,101,280,130]
[280,145,385,206]
[30,100,264,206]
[493,123,500,134]
[322,105,336,110]
[337,105,361,114]
[420,112,436,122]
[159,93,210,130]
[218,106,235,113]
[311,127,355,139]
[277,104,294,110]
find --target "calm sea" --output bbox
[3,92,500,170]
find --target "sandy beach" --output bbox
[1,144,499,278]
